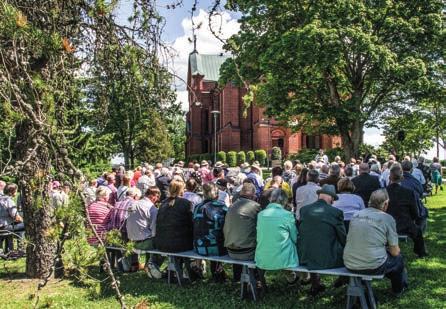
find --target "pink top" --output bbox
[87,201,111,245]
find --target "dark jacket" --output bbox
[352,173,381,206]
[386,183,420,233]
[401,172,428,218]
[156,175,171,201]
[154,197,193,252]
[319,175,341,192]
[297,199,346,270]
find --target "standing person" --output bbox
[199,160,214,184]
[431,157,443,194]
[386,164,428,257]
[352,163,381,206]
[315,149,329,164]
[127,187,163,278]
[290,164,303,187]
[86,187,112,245]
[294,169,320,220]
[282,160,296,185]
[224,183,261,282]
[333,178,365,232]
[183,178,203,211]
[103,174,118,206]
[318,164,329,180]
[156,168,171,202]
[83,179,97,206]
[137,169,156,196]
[298,184,346,296]
[417,156,432,193]
[0,180,6,195]
[344,189,408,297]
[117,173,131,202]
[0,184,25,250]
[193,183,228,282]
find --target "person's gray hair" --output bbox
[370,164,380,173]
[234,172,247,186]
[240,182,256,197]
[401,160,413,172]
[161,167,170,177]
[418,156,425,164]
[127,187,142,199]
[202,182,219,200]
[269,188,288,206]
[368,189,389,210]
[329,163,340,176]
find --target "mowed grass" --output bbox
[1,191,445,308]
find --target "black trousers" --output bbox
[400,225,427,256]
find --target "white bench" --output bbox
[106,246,383,308]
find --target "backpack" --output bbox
[193,200,228,256]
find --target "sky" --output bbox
[114,1,445,159]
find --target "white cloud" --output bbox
[363,127,385,147]
[170,9,240,111]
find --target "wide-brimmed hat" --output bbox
[240,162,250,170]
[316,184,338,201]
[215,161,224,168]
[250,163,261,172]
[200,160,209,166]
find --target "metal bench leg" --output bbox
[240,265,248,299]
[364,280,377,309]
[167,257,184,286]
[240,265,258,301]
[346,277,369,309]
[248,268,258,301]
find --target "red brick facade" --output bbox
[185,53,340,158]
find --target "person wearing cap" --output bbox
[246,163,264,198]
[298,184,346,296]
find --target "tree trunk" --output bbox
[340,120,363,159]
[15,120,56,279]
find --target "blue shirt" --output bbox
[333,193,365,221]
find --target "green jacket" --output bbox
[298,199,346,270]
[255,203,299,270]
[223,197,261,251]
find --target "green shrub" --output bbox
[440,160,446,167]
[246,150,255,164]
[227,151,237,167]
[237,151,246,165]
[271,147,282,160]
[217,151,226,163]
[325,147,345,162]
[288,148,318,164]
[255,149,267,166]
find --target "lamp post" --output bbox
[210,110,220,164]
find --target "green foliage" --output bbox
[222,0,444,158]
[226,151,237,167]
[271,147,282,161]
[246,150,255,164]
[237,151,246,165]
[325,147,345,162]
[254,149,267,166]
[288,149,318,164]
[217,151,226,163]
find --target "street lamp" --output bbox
[262,118,271,170]
[210,110,221,164]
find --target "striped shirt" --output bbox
[87,201,111,245]
[106,198,135,231]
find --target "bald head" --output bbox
[359,163,370,174]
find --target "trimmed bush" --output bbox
[217,151,226,163]
[227,151,237,167]
[255,149,267,166]
[325,147,345,162]
[237,151,246,166]
[246,150,255,164]
[271,147,282,161]
[287,149,318,164]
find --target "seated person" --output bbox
[107,187,141,235]
[344,189,408,296]
[193,183,228,282]
[0,184,25,250]
[386,164,428,257]
[259,176,284,209]
[183,178,203,211]
[333,178,365,232]
[127,186,163,278]
[298,184,346,296]
[352,163,381,205]
[264,167,292,198]
[256,189,298,271]
[87,187,112,245]
[224,183,261,281]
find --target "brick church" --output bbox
[185,52,340,158]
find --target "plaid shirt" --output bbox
[107,197,135,231]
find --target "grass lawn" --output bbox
[1,191,445,308]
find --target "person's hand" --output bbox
[15,214,23,223]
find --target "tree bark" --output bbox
[340,119,363,159]
[15,120,56,279]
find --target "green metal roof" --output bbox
[189,53,231,82]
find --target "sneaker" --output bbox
[145,263,162,279]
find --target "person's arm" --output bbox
[387,218,400,256]
[408,191,420,220]
[388,245,400,257]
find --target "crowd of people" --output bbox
[80,149,443,298]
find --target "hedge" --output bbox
[217,151,226,163]
[255,149,267,166]
[246,151,255,164]
[237,151,246,166]
[227,151,237,167]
